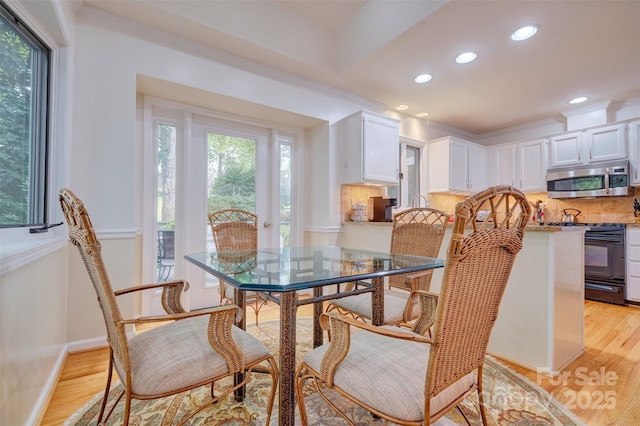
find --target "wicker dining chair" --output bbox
[296,185,531,425]
[327,207,450,327]
[59,188,278,425]
[208,209,268,325]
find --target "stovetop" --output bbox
[544,222,627,231]
[545,222,626,227]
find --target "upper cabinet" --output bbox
[337,111,399,185]
[491,139,547,192]
[549,123,628,168]
[586,124,628,163]
[630,121,640,185]
[519,139,548,192]
[549,132,583,167]
[428,136,487,193]
[494,144,517,188]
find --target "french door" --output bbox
[144,104,295,314]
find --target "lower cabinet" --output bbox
[627,228,640,303]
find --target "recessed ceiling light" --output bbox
[395,104,409,111]
[511,25,538,41]
[416,112,430,118]
[455,52,477,64]
[569,97,588,104]
[414,74,432,84]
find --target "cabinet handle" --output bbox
[520,179,523,188]
[578,150,581,161]
[589,149,592,160]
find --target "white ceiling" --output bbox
[81,0,640,134]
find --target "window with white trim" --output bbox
[0,1,50,228]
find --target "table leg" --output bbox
[279,291,297,426]
[371,276,384,326]
[313,286,323,348]
[234,287,246,402]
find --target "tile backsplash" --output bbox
[341,185,385,222]
[341,185,638,224]
[429,192,638,224]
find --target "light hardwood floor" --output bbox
[40,300,639,425]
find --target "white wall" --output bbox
[0,246,68,425]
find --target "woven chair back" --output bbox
[59,188,131,375]
[209,209,258,252]
[388,207,450,291]
[426,186,531,397]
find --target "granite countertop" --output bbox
[525,223,588,232]
[344,220,639,231]
[343,220,585,231]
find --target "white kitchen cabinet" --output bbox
[491,139,547,192]
[468,143,487,192]
[337,110,400,185]
[626,228,640,303]
[428,136,486,193]
[494,144,517,187]
[549,132,583,167]
[549,123,628,168]
[585,124,628,163]
[518,139,547,192]
[629,121,640,185]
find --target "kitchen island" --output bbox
[337,222,586,373]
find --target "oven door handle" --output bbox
[586,283,619,293]
[585,235,624,242]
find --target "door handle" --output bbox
[263,221,271,228]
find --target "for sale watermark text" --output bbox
[537,366,618,410]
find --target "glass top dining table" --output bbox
[185,246,444,426]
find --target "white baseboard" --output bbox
[67,335,109,353]
[29,347,68,426]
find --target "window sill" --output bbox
[0,228,67,277]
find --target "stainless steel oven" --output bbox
[584,224,626,305]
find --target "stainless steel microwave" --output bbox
[546,160,634,199]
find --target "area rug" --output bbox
[65,318,585,426]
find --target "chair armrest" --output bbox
[321,311,433,343]
[411,290,439,336]
[400,270,433,322]
[404,269,430,286]
[119,304,242,325]
[318,312,432,386]
[115,280,189,314]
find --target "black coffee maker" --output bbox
[370,196,397,222]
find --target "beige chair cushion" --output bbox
[122,315,270,396]
[303,326,476,422]
[330,289,416,324]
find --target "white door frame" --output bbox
[142,97,303,314]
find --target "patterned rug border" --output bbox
[64,317,586,426]
[482,355,586,426]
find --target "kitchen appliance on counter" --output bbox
[546,160,633,199]
[370,196,396,222]
[561,208,581,223]
[545,222,627,305]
